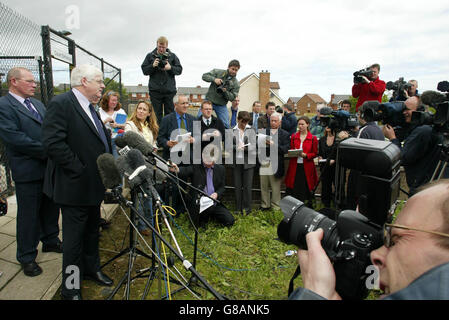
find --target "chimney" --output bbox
[259,70,270,108]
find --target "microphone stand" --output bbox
[107,185,224,300]
[144,155,224,298]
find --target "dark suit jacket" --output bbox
[227,126,257,170]
[199,115,225,151]
[178,164,226,201]
[42,90,112,206]
[0,94,47,182]
[157,111,196,160]
[262,127,290,178]
[257,114,270,130]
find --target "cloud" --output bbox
[2,0,449,101]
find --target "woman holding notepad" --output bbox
[285,116,318,207]
[99,90,127,157]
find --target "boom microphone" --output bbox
[97,153,122,189]
[421,90,447,107]
[122,131,154,156]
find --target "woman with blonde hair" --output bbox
[124,100,159,236]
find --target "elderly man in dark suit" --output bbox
[157,94,196,214]
[42,64,113,300]
[259,112,290,210]
[0,67,61,277]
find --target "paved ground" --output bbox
[0,195,118,300]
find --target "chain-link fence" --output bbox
[0,2,122,194]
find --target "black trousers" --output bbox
[60,204,101,297]
[196,204,235,227]
[233,165,254,213]
[149,91,176,124]
[15,180,60,264]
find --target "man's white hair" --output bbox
[70,64,103,87]
[270,112,282,121]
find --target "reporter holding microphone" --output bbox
[124,100,159,236]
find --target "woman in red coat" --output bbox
[285,116,318,205]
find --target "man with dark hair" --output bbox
[198,100,225,153]
[141,36,183,123]
[290,179,449,300]
[0,67,61,278]
[281,104,297,136]
[340,99,352,112]
[230,96,240,128]
[248,101,262,131]
[352,63,386,112]
[202,60,241,129]
[257,101,276,130]
[383,96,448,195]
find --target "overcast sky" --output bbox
[3,0,449,103]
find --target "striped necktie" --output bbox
[24,98,42,122]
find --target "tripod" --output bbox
[100,187,155,300]
[105,186,224,300]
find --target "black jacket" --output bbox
[42,90,112,206]
[282,112,298,136]
[261,127,290,178]
[141,48,182,94]
[178,164,226,201]
[391,125,448,194]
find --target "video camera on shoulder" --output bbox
[411,81,449,133]
[386,77,412,101]
[353,67,373,84]
[319,106,358,133]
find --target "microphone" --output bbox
[116,153,143,188]
[123,149,154,190]
[122,131,154,156]
[97,153,122,190]
[421,90,447,106]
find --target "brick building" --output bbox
[295,93,327,115]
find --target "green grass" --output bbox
[56,197,408,300]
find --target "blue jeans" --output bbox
[197,104,230,129]
[137,190,153,232]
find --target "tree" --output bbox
[104,77,127,100]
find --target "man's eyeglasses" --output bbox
[383,223,449,248]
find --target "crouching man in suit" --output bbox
[0,67,61,277]
[42,64,113,300]
[170,151,234,228]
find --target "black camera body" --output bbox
[320,107,358,132]
[216,76,233,94]
[156,52,169,69]
[278,197,383,300]
[386,77,412,101]
[353,68,373,84]
[278,138,401,299]
[412,82,449,132]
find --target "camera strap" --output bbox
[288,265,302,297]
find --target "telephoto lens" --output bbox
[277,196,339,253]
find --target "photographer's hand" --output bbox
[297,229,341,300]
[382,124,396,140]
[361,76,370,84]
[214,78,223,86]
[152,58,160,68]
[164,61,172,71]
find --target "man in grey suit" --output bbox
[0,67,61,277]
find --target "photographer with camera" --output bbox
[289,179,449,300]
[383,96,447,196]
[201,60,241,129]
[352,63,386,112]
[388,79,419,102]
[141,36,183,124]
